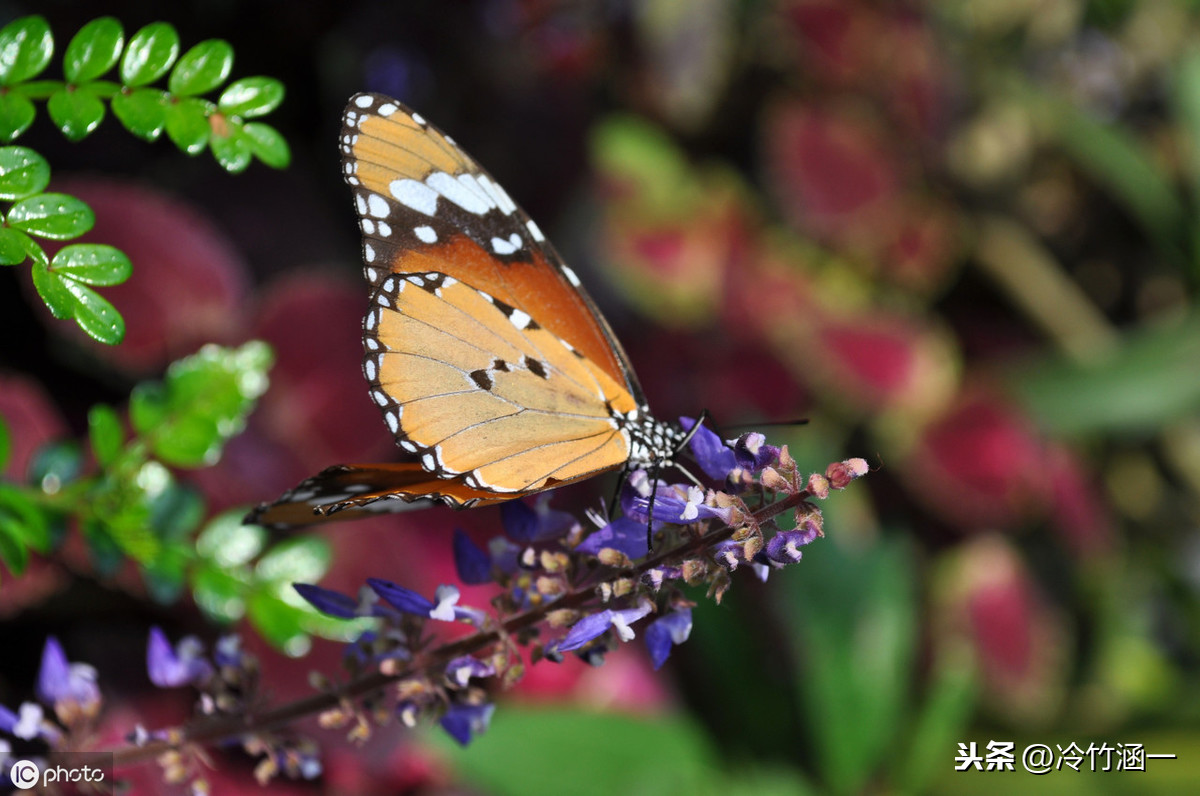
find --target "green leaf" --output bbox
[46,85,106,141]
[0,514,29,574]
[435,708,731,796]
[197,509,266,567]
[51,244,132,286]
[87,404,123,467]
[0,91,36,141]
[0,145,50,199]
[894,652,977,793]
[0,227,31,265]
[168,39,233,97]
[16,80,61,100]
[120,22,178,86]
[81,516,136,574]
[1008,313,1200,435]
[143,541,189,603]
[8,192,94,239]
[164,97,210,155]
[243,122,290,169]
[192,562,249,622]
[0,484,51,552]
[30,258,76,318]
[217,77,284,118]
[210,120,251,173]
[0,16,53,86]
[111,87,168,140]
[786,537,917,794]
[62,17,123,84]
[247,591,312,654]
[137,342,273,467]
[255,536,330,585]
[147,482,205,541]
[129,382,167,436]
[62,278,124,344]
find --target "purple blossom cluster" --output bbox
[294,421,867,748]
[1,424,865,789]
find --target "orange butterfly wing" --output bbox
[248,94,682,529]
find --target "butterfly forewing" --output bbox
[342,93,650,498]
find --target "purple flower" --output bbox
[368,580,484,624]
[629,483,733,525]
[577,516,649,559]
[501,496,576,543]
[0,702,58,742]
[644,609,693,670]
[293,583,363,619]
[214,635,243,669]
[732,432,779,471]
[445,656,496,687]
[36,637,100,717]
[453,529,493,584]
[764,523,821,566]
[440,702,495,746]
[712,540,746,570]
[682,417,738,480]
[146,628,214,688]
[488,537,522,575]
[555,601,654,653]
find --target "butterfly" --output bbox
[247,93,696,529]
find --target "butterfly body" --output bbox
[247,93,684,528]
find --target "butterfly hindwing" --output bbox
[245,462,510,529]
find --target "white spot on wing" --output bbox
[509,308,532,329]
[527,218,545,241]
[426,171,490,215]
[355,194,367,214]
[561,265,582,287]
[377,221,392,237]
[364,357,377,380]
[364,243,376,262]
[421,452,436,470]
[411,112,426,126]
[355,95,373,108]
[361,219,375,235]
[491,235,520,255]
[367,194,390,218]
[414,225,437,243]
[378,103,397,116]
[390,179,439,216]
[385,411,399,433]
[490,177,518,215]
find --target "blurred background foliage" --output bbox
[3,0,1200,793]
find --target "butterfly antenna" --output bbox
[716,417,810,433]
